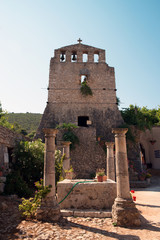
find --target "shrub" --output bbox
[13,139,44,189]
[4,171,32,198]
[56,123,79,150]
[19,179,51,218]
[63,131,79,149]
[80,81,92,96]
[56,123,78,131]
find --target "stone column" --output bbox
[36,128,61,222]
[62,141,71,171]
[111,128,140,226]
[105,142,115,181]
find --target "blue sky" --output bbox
[0,0,160,113]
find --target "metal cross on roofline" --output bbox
[77,38,82,44]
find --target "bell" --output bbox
[72,53,77,61]
[60,53,65,61]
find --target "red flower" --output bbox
[133,196,136,201]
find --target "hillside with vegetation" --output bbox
[7,112,42,134]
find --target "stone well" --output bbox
[57,179,117,210]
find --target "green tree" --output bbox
[121,105,159,131]
[0,102,28,135]
[12,139,44,189]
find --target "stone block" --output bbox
[57,179,117,210]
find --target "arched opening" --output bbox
[60,52,66,62]
[81,75,87,84]
[94,53,99,62]
[71,51,77,62]
[83,53,88,62]
[78,116,89,127]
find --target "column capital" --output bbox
[43,128,58,137]
[112,128,128,136]
[61,141,72,146]
[105,142,115,147]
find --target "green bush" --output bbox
[56,123,79,150]
[4,139,44,198]
[19,179,51,218]
[63,131,79,150]
[121,105,160,130]
[13,139,44,189]
[4,171,32,198]
[56,123,78,131]
[80,81,92,96]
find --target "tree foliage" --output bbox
[0,102,30,136]
[4,139,44,197]
[56,123,79,149]
[121,105,160,131]
[12,139,44,189]
[19,179,51,218]
[7,112,42,134]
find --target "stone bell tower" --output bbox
[36,40,123,177]
[37,40,122,139]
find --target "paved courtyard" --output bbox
[0,176,160,240]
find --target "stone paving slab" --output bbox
[61,209,112,218]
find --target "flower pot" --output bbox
[139,176,145,181]
[97,176,103,182]
[65,172,74,180]
[103,175,107,181]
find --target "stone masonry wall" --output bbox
[36,43,123,140]
[57,127,106,179]
[57,179,117,210]
[36,42,123,177]
[0,125,24,168]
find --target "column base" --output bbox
[112,197,141,227]
[36,197,61,222]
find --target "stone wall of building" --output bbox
[36,42,123,177]
[0,126,24,172]
[36,42,123,141]
[57,127,106,178]
[140,126,160,169]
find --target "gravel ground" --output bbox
[0,176,160,240]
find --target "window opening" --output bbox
[81,75,87,84]
[83,53,88,62]
[60,52,66,62]
[94,53,99,62]
[71,52,77,62]
[78,116,89,127]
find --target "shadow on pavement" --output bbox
[66,220,140,240]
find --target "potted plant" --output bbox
[97,171,105,182]
[65,166,74,180]
[103,175,107,181]
[138,171,146,181]
[146,172,151,184]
